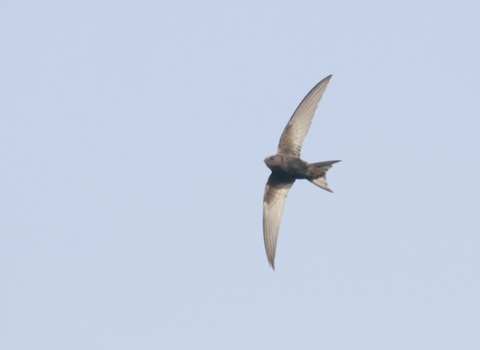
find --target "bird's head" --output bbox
[264,154,282,170]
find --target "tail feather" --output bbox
[308,160,340,192]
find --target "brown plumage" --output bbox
[263,75,340,269]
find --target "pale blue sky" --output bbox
[1,1,480,349]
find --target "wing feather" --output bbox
[278,75,332,157]
[263,174,295,269]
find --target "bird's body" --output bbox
[262,75,340,269]
[264,155,336,181]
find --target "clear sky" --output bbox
[1,1,480,349]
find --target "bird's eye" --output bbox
[270,156,275,161]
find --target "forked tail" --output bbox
[308,160,341,192]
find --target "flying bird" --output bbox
[263,75,340,269]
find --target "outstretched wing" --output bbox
[263,173,295,269]
[278,75,332,157]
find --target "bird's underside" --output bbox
[262,75,340,270]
